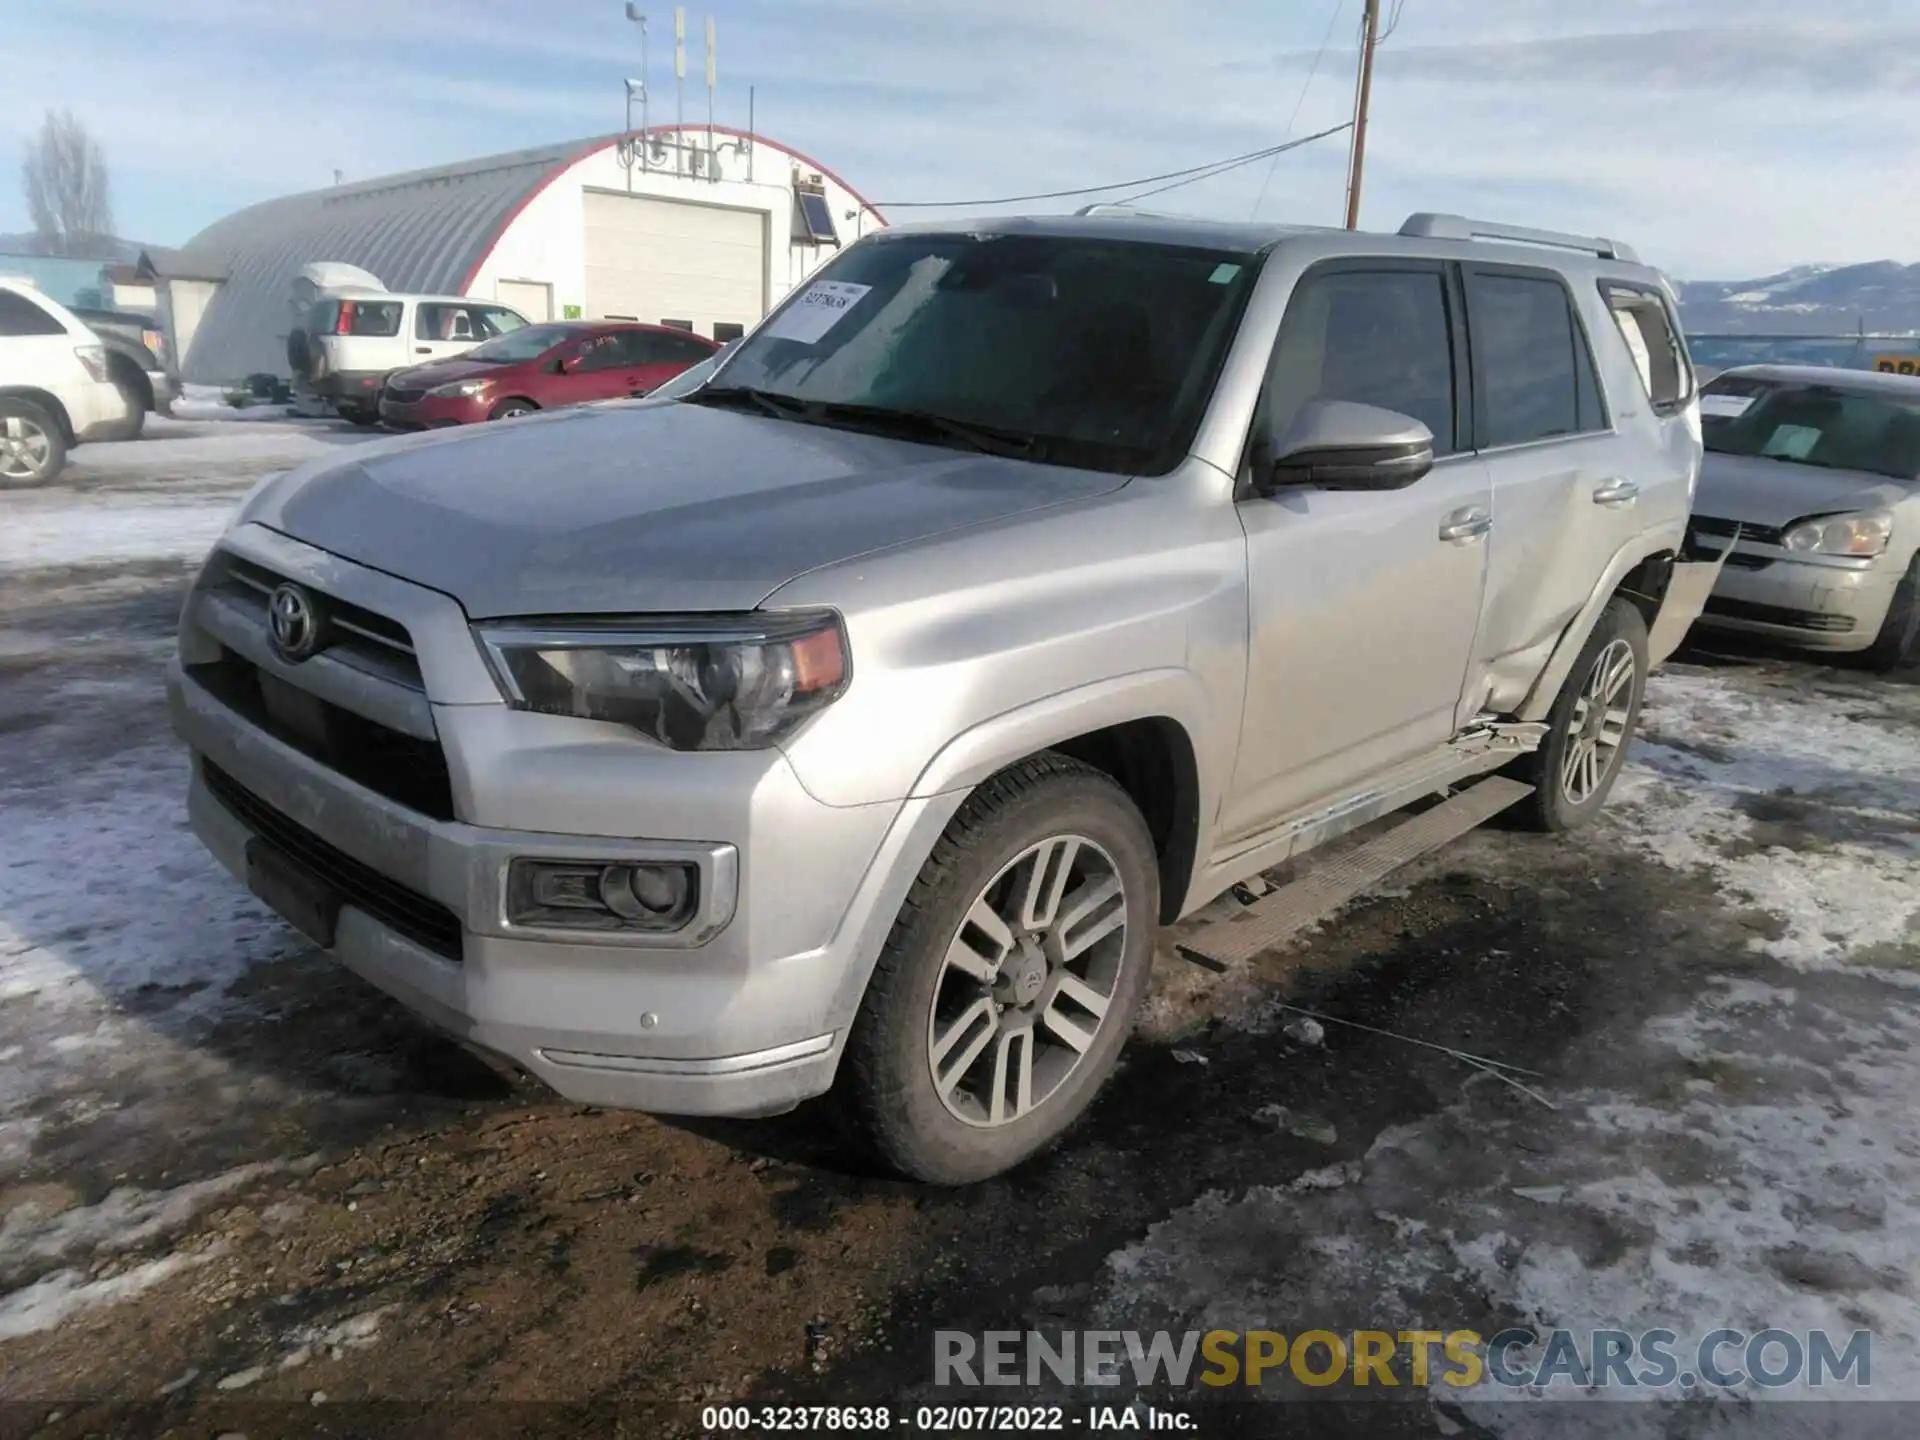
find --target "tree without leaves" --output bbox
[23,110,115,259]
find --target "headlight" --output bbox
[427,378,490,398]
[74,345,110,383]
[479,611,850,751]
[1781,510,1893,557]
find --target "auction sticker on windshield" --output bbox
[1699,393,1755,419]
[763,281,873,344]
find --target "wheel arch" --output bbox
[105,350,155,411]
[1515,534,1681,723]
[906,669,1214,923]
[0,387,75,442]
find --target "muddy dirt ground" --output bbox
[2,426,1916,1438]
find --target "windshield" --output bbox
[698,232,1262,474]
[1702,376,1920,480]
[460,322,578,364]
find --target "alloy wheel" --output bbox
[0,415,51,481]
[1560,638,1636,805]
[925,834,1130,1128]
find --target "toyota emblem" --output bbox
[267,582,327,662]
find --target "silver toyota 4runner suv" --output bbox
[171,211,1706,1184]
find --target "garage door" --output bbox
[582,190,767,338]
[495,279,552,322]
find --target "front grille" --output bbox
[188,651,456,820]
[1702,596,1856,633]
[384,387,426,404]
[207,554,423,690]
[204,763,464,963]
[1690,515,1787,548]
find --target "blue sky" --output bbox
[5,0,1918,280]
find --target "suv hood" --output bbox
[240,402,1127,618]
[1694,452,1911,528]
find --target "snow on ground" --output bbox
[0,491,238,571]
[1620,670,1920,977]
[1098,663,1920,1430]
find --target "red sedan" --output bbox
[378,320,720,428]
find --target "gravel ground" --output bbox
[1,421,1916,1438]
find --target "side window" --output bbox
[1262,267,1459,457]
[1464,271,1609,447]
[664,333,716,363]
[0,290,70,337]
[1602,284,1691,411]
[571,332,628,371]
[338,300,400,337]
[471,305,526,339]
[713,322,746,343]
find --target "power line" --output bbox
[1250,0,1349,221]
[1107,121,1353,207]
[873,124,1352,209]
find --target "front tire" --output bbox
[1509,596,1648,833]
[1858,557,1920,673]
[839,754,1158,1184]
[488,398,537,420]
[0,398,67,487]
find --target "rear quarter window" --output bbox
[0,289,70,337]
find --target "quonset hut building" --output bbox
[140,125,885,385]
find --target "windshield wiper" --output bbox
[807,402,1041,459]
[686,385,807,421]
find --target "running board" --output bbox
[1177,776,1534,971]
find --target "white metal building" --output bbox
[144,126,885,384]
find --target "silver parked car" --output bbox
[1689,365,1920,670]
[169,211,1705,1183]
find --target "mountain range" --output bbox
[1674,262,1920,337]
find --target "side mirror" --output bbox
[556,351,583,374]
[1259,398,1435,494]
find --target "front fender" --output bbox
[1516,528,1683,723]
[908,667,1214,799]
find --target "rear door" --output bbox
[316,297,405,376]
[1460,264,1632,715]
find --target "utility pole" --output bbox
[1343,0,1381,230]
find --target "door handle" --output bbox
[1593,478,1639,507]
[415,346,431,354]
[1439,508,1492,543]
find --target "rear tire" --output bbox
[1858,557,1920,673]
[489,399,537,420]
[838,754,1158,1185]
[1507,596,1648,833]
[0,398,67,487]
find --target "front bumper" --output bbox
[379,391,486,428]
[1694,549,1903,652]
[168,525,962,1117]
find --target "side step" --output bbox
[1177,776,1534,971]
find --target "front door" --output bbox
[546,330,642,408]
[1221,260,1492,845]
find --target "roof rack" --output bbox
[1074,203,1188,220]
[1398,212,1640,265]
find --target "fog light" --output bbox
[507,858,699,934]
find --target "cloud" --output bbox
[0,0,1914,279]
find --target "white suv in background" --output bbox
[288,293,530,425]
[0,278,134,486]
